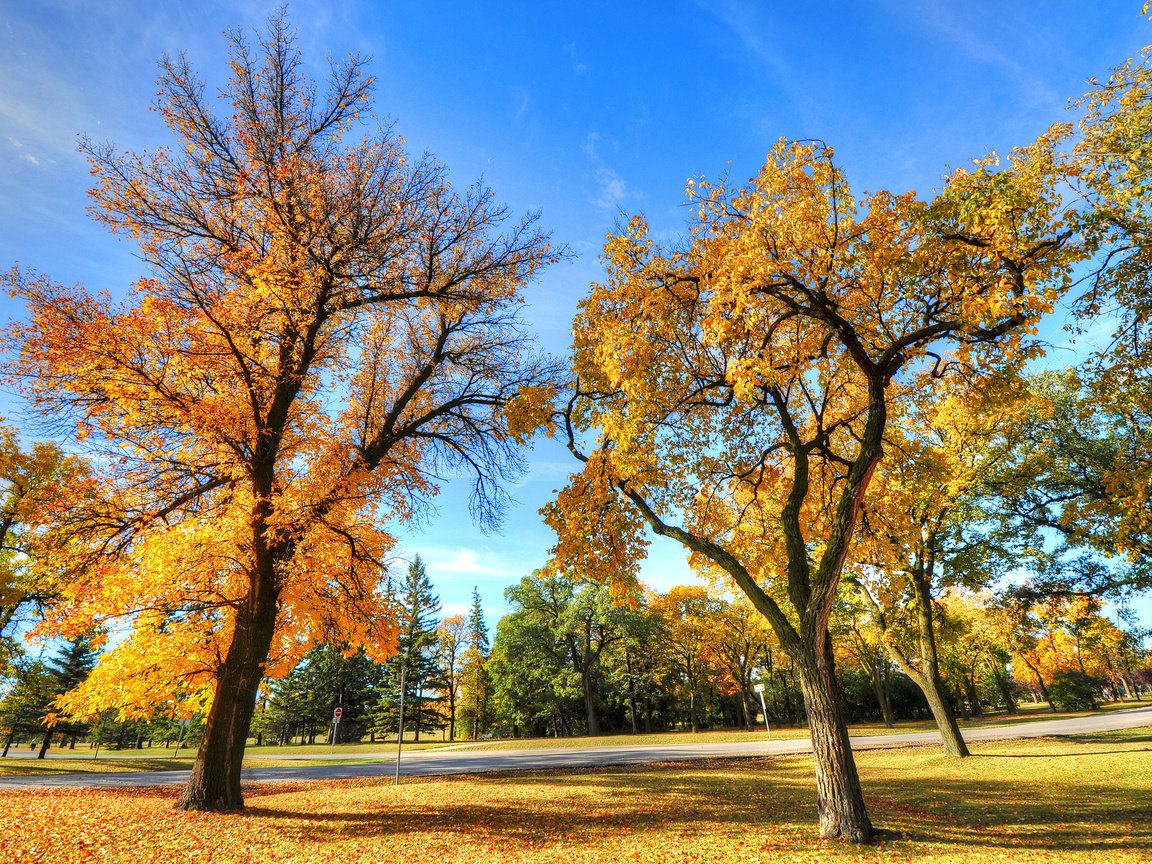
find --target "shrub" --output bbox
[1047,670,1106,711]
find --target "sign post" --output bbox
[753,683,770,738]
[173,717,190,757]
[330,706,343,754]
[394,664,407,785]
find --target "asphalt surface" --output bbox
[2,703,1149,790]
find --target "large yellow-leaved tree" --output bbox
[3,14,560,811]
[545,137,1081,841]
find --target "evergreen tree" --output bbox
[40,635,99,755]
[371,557,442,740]
[253,647,376,745]
[459,587,492,739]
[0,636,100,759]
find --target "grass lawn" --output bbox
[0,728,1147,863]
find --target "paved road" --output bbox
[2,704,1149,790]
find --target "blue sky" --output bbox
[1,1,1149,623]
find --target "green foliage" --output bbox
[1047,669,1107,711]
[371,556,443,739]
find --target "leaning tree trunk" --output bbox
[918,668,970,757]
[857,577,968,755]
[1023,661,1055,712]
[794,635,874,843]
[175,576,279,812]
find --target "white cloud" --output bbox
[592,167,627,211]
[19,152,40,166]
[420,547,523,581]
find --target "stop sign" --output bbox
[334,707,343,719]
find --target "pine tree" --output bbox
[372,557,442,741]
[34,635,99,757]
[459,587,492,739]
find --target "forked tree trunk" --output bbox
[795,636,873,843]
[175,583,279,811]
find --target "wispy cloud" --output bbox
[581,131,600,161]
[592,167,627,211]
[567,42,589,77]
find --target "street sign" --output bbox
[753,683,765,694]
[334,707,343,719]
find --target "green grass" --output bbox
[1,728,1148,863]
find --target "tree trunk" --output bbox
[990,666,1017,714]
[36,730,51,759]
[795,637,873,843]
[919,669,970,756]
[448,688,456,742]
[860,576,967,754]
[1024,662,1055,712]
[581,665,601,736]
[624,648,639,734]
[174,579,279,812]
[964,676,983,718]
[870,665,895,728]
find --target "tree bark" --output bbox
[920,669,970,756]
[36,731,51,759]
[581,664,601,736]
[868,662,895,728]
[174,576,279,811]
[795,637,873,843]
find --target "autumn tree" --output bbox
[702,595,775,732]
[849,376,1029,756]
[0,425,87,668]
[2,14,559,811]
[545,137,1081,840]
[1069,52,1152,565]
[833,594,896,728]
[435,614,468,741]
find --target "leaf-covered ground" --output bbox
[1,730,1148,863]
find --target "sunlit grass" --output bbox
[1,728,1147,863]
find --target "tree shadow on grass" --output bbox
[236,755,1150,856]
[976,748,1150,757]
